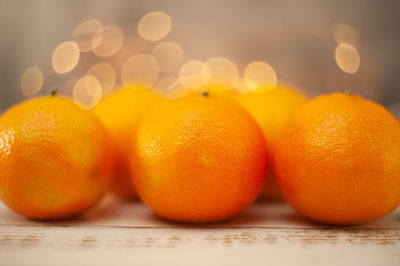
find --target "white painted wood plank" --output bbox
[0,196,399,266]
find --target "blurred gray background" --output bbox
[1,0,400,111]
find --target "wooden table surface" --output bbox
[0,196,399,266]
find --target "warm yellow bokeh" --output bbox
[234,78,258,95]
[73,76,102,109]
[73,19,104,52]
[20,66,43,97]
[93,25,124,57]
[333,24,360,48]
[138,11,172,41]
[52,41,80,74]
[179,60,210,90]
[152,41,184,73]
[335,43,360,74]
[244,61,277,93]
[87,63,116,95]
[153,76,188,99]
[121,54,159,87]
[205,57,239,92]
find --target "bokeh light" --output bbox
[73,19,104,52]
[152,41,184,73]
[20,66,43,97]
[87,63,116,95]
[333,24,361,48]
[93,25,124,57]
[72,76,102,109]
[52,41,80,74]
[138,11,172,41]
[153,76,187,99]
[244,61,277,93]
[234,78,258,95]
[335,43,360,74]
[179,60,210,90]
[121,53,159,87]
[204,57,239,92]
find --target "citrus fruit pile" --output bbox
[0,85,399,225]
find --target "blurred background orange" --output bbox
[0,0,399,114]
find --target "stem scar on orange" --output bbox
[274,92,400,225]
[130,94,268,223]
[0,95,116,219]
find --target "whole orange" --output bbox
[237,87,307,200]
[0,95,116,219]
[274,93,400,225]
[93,87,163,198]
[130,94,268,223]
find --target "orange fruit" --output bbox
[93,87,163,199]
[0,95,116,219]
[274,93,400,225]
[237,87,307,200]
[130,93,268,223]
[207,88,242,102]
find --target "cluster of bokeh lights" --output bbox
[20,11,362,109]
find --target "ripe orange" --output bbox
[0,95,116,219]
[237,87,307,200]
[274,93,400,225]
[207,88,242,102]
[130,93,268,223]
[93,87,163,198]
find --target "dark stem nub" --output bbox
[200,90,209,97]
[50,90,57,97]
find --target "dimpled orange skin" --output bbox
[274,93,400,225]
[93,87,163,199]
[237,87,307,200]
[0,96,116,219]
[130,94,268,223]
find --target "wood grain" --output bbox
[1,196,399,266]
